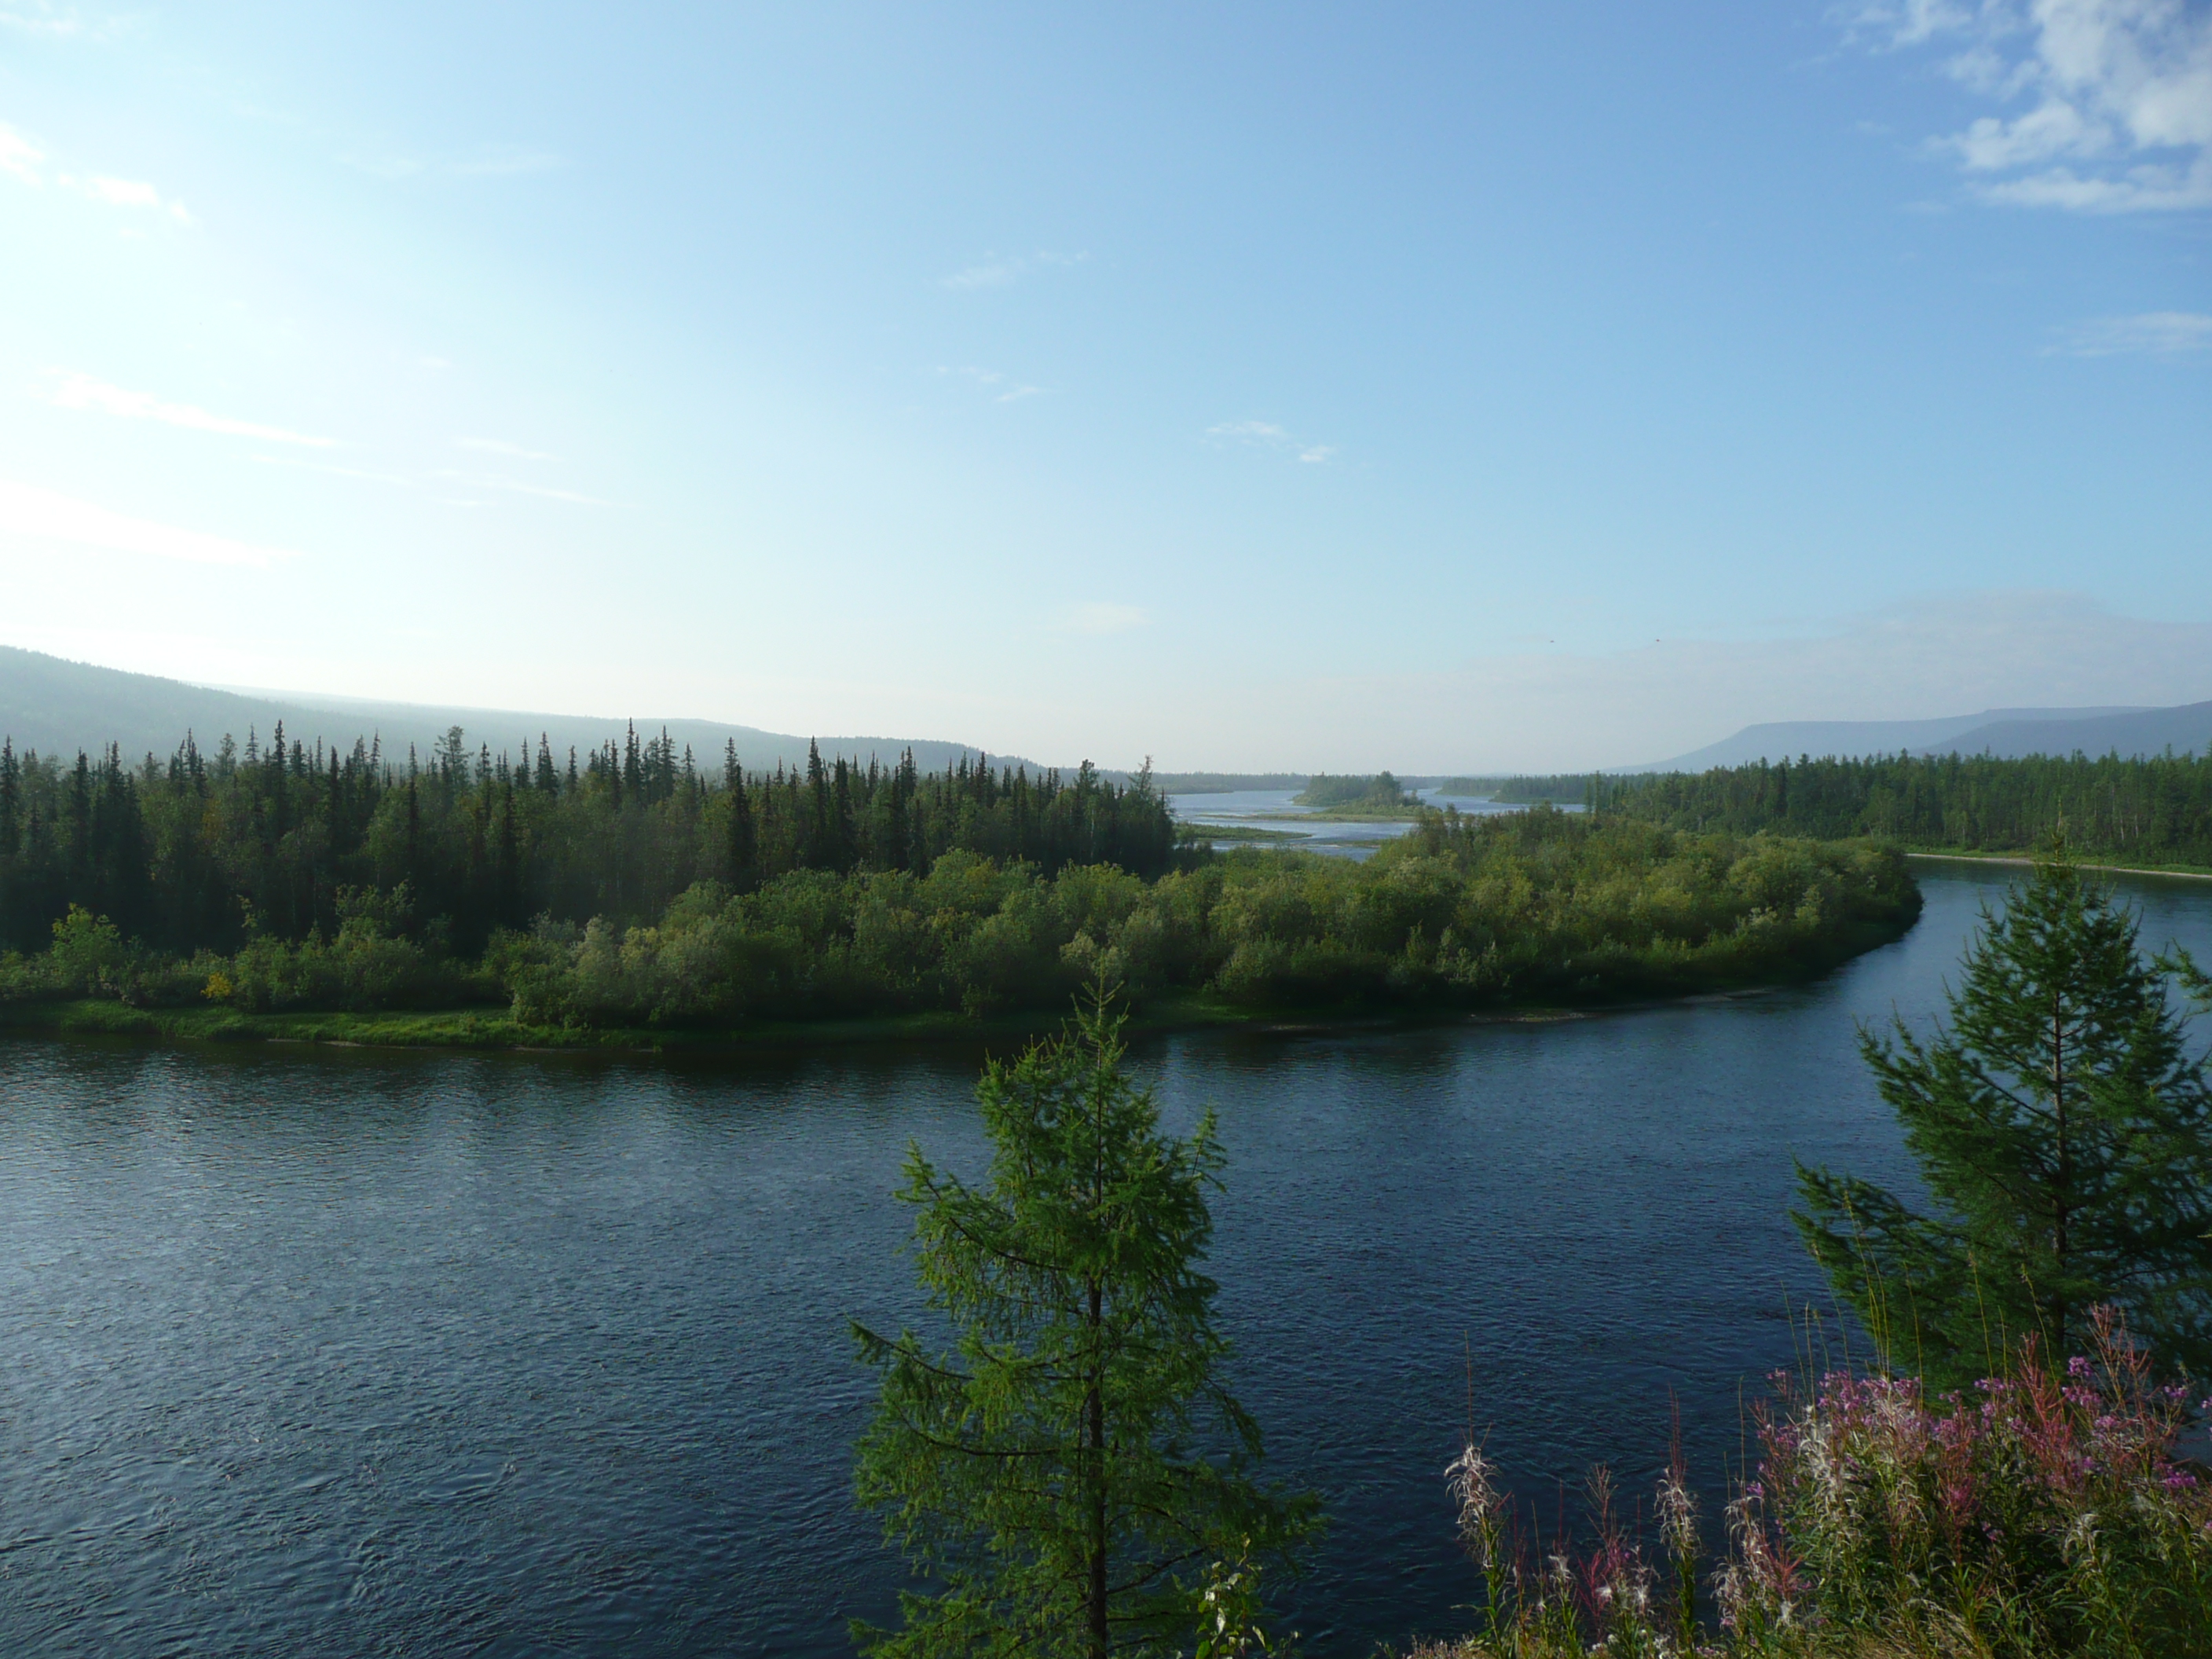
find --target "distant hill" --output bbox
[1921,701,2212,761]
[0,646,1043,777]
[1628,705,2162,771]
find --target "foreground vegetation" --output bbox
[0,786,1921,1043]
[1412,1313,2212,1659]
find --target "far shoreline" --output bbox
[1905,851,2212,883]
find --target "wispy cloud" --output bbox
[1206,419,1336,464]
[430,470,613,507]
[939,365,1043,402]
[0,478,298,566]
[340,142,561,181]
[449,143,559,177]
[0,121,42,184]
[49,372,335,447]
[251,455,412,485]
[1843,0,2212,211]
[62,172,192,220]
[2050,309,2212,354]
[1067,602,1148,635]
[456,436,555,460]
[940,249,1088,291]
[0,2,123,38]
[3,119,192,218]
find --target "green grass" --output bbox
[0,990,1379,1056]
[1173,823,1314,844]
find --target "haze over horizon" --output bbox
[3,3,2207,771]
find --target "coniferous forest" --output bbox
[0,723,1172,958]
[0,723,1919,1038]
[1491,749,2212,866]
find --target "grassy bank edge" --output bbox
[0,914,1918,1057]
[1905,850,2212,881]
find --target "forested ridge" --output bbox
[0,723,1172,959]
[1485,750,2212,866]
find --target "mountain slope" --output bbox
[0,646,1040,776]
[1625,707,2152,771]
[1925,701,2212,760]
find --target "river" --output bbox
[0,862,2207,1654]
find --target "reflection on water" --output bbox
[0,864,2205,1654]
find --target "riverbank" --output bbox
[1906,850,2212,881]
[0,913,1917,1057]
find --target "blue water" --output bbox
[0,862,2206,1654]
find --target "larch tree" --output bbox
[851,993,1320,1658]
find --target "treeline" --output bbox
[0,723,1174,959]
[1569,749,2212,865]
[5,806,1919,1031]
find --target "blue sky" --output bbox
[2,2,2207,769]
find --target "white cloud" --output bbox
[2050,309,2212,352]
[939,365,1043,402]
[0,122,43,184]
[1207,419,1337,463]
[0,2,87,36]
[456,436,555,460]
[58,171,192,220]
[82,174,154,206]
[49,373,335,447]
[1067,602,1148,635]
[940,249,1088,290]
[1851,0,2212,211]
[3,119,189,216]
[0,478,298,566]
[944,258,1021,290]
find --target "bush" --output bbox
[1413,1311,2212,1659]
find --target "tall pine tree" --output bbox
[1796,846,2212,1383]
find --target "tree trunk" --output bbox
[1087,1277,1108,1659]
[2050,987,2071,1357]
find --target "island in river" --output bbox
[1,722,1921,1054]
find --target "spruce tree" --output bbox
[852,995,1319,1658]
[725,763,757,892]
[1796,846,2212,1383]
